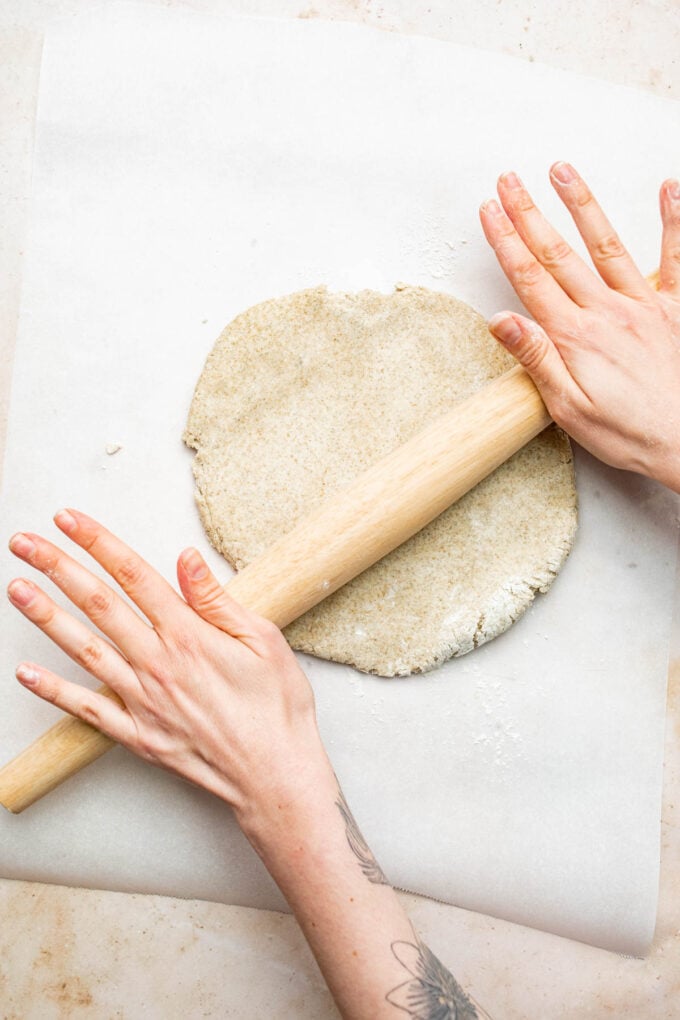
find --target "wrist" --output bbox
[234,740,338,859]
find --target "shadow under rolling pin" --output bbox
[0,364,551,812]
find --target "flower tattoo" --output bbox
[386,936,493,1020]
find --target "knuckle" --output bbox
[79,526,101,554]
[79,700,101,727]
[495,225,517,250]
[76,639,103,671]
[35,548,68,588]
[84,585,114,621]
[37,547,59,573]
[662,184,680,221]
[39,676,58,703]
[147,660,173,687]
[593,233,626,262]
[194,584,224,612]
[519,338,550,375]
[137,738,157,762]
[540,239,572,268]
[257,617,283,643]
[33,600,57,629]
[572,181,594,208]
[258,620,288,658]
[115,555,145,591]
[547,403,571,432]
[143,742,165,764]
[510,192,535,214]
[135,727,169,764]
[514,258,543,288]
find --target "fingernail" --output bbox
[7,579,35,607]
[54,509,77,533]
[667,179,680,201]
[501,171,523,190]
[182,548,208,580]
[481,199,502,217]
[16,663,40,687]
[488,313,523,345]
[551,161,577,185]
[9,533,36,558]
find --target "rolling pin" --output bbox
[0,364,551,812]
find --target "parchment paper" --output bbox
[0,4,678,954]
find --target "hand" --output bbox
[479,162,680,492]
[7,510,493,1019]
[7,509,327,827]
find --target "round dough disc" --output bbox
[184,285,577,676]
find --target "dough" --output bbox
[184,285,577,676]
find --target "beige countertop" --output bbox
[1,2,679,1017]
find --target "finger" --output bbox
[487,312,583,422]
[177,547,271,645]
[496,172,607,306]
[550,162,650,299]
[54,509,182,629]
[15,661,136,746]
[659,178,680,296]
[9,530,153,657]
[480,199,576,327]
[7,576,137,698]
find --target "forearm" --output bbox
[237,748,488,1020]
[242,760,410,1017]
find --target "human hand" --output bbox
[6,515,493,1019]
[7,510,327,828]
[479,163,680,492]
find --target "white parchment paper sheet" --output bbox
[1,5,678,954]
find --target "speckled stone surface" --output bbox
[186,285,576,675]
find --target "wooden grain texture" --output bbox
[0,365,550,812]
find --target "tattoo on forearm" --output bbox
[333,786,490,1019]
[335,786,389,885]
[386,935,493,1020]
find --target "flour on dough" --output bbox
[184,285,577,676]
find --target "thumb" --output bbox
[177,547,255,637]
[487,312,576,413]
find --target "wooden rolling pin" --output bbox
[0,365,551,812]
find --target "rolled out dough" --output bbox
[184,285,577,676]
